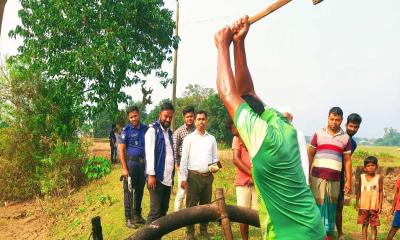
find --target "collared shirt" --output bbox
[179,129,218,181]
[310,127,352,181]
[121,123,148,157]
[173,124,195,165]
[145,123,175,186]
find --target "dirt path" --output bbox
[0,200,51,240]
[0,140,110,240]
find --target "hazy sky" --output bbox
[1,0,399,138]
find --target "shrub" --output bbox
[352,150,370,160]
[81,156,111,180]
[36,141,87,196]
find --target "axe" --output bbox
[249,0,324,24]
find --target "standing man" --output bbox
[336,113,362,240]
[109,123,117,163]
[228,117,257,240]
[119,106,148,228]
[180,110,219,240]
[215,16,325,239]
[145,101,175,227]
[173,106,195,211]
[280,108,310,185]
[308,107,353,240]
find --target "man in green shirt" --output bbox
[214,16,325,239]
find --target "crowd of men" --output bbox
[106,15,387,240]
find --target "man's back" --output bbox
[234,102,325,240]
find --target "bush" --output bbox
[36,141,87,196]
[81,156,111,180]
[352,150,370,160]
[0,127,41,201]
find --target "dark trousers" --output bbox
[186,172,213,233]
[123,160,145,220]
[110,143,117,163]
[146,181,171,224]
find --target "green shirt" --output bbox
[234,102,325,240]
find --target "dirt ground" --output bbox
[0,140,111,240]
[0,141,399,239]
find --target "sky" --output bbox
[1,0,399,138]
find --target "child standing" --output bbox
[387,176,400,240]
[356,156,383,240]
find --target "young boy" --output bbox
[387,176,400,240]
[356,156,383,240]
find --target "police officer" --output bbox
[119,106,148,228]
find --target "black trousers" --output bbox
[123,160,145,220]
[146,181,171,224]
[110,143,117,163]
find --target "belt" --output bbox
[188,169,211,177]
[127,156,144,163]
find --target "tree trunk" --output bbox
[0,0,7,36]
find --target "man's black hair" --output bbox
[127,106,140,114]
[182,105,195,116]
[241,94,264,115]
[160,101,175,112]
[364,156,378,167]
[195,110,207,118]
[226,115,234,128]
[328,107,343,117]
[347,113,362,125]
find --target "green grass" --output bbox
[45,147,400,239]
[352,146,400,167]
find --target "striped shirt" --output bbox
[310,128,352,181]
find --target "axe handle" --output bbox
[249,0,292,24]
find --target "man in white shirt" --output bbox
[145,102,175,228]
[279,108,309,185]
[180,110,219,240]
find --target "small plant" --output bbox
[81,156,111,180]
[352,150,370,160]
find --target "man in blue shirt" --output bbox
[109,123,117,163]
[336,113,362,240]
[120,106,149,228]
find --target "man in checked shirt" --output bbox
[173,105,195,211]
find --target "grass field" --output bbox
[44,145,400,240]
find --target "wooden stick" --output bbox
[249,0,292,24]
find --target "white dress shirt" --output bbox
[179,129,218,181]
[145,124,175,186]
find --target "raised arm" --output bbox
[232,16,257,98]
[215,26,244,119]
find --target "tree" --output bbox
[9,0,177,119]
[0,0,6,35]
[374,127,400,146]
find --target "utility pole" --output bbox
[171,0,179,131]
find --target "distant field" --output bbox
[352,145,400,167]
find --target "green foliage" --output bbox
[374,127,400,146]
[9,0,178,118]
[82,156,111,180]
[352,150,370,160]
[36,141,87,195]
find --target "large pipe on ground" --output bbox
[127,204,259,240]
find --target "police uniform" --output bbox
[121,123,148,223]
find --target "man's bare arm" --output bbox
[344,153,352,194]
[232,16,259,99]
[119,143,128,177]
[232,149,252,176]
[215,26,244,119]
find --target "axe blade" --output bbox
[313,0,324,5]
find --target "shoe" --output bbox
[185,232,195,240]
[134,214,146,224]
[200,230,212,240]
[126,219,138,229]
